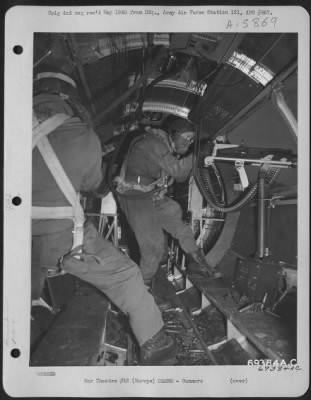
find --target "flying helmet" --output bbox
[33,69,91,124]
[168,118,196,144]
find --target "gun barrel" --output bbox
[204,156,296,168]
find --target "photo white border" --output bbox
[3,4,310,397]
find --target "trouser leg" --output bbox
[118,196,165,284]
[155,197,198,253]
[31,238,45,299]
[34,224,164,346]
[78,223,164,345]
[155,198,220,278]
[31,234,66,299]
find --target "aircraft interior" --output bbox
[30,32,298,367]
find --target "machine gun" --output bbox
[199,143,298,311]
[203,143,297,190]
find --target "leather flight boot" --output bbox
[140,327,176,365]
[187,249,222,279]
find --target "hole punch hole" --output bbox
[11,348,21,358]
[12,196,22,206]
[13,45,23,55]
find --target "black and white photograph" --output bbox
[2,4,309,398]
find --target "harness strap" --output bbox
[32,113,71,149]
[32,206,75,219]
[32,113,85,250]
[36,137,82,210]
[114,173,166,194]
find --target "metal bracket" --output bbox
[269,195,282,208]
[204,156,214,167]
[234,160,249,190]
[31,297,55,314]
[204,143,240,166]
[95,343,128,366]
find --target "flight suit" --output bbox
[118,129,198,285]
[32,116,163,346]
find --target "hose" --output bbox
[196,163,226,253]
[194,158,281,213]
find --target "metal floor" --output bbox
[29,264,290,366]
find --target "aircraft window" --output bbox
[227,51,274,86]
